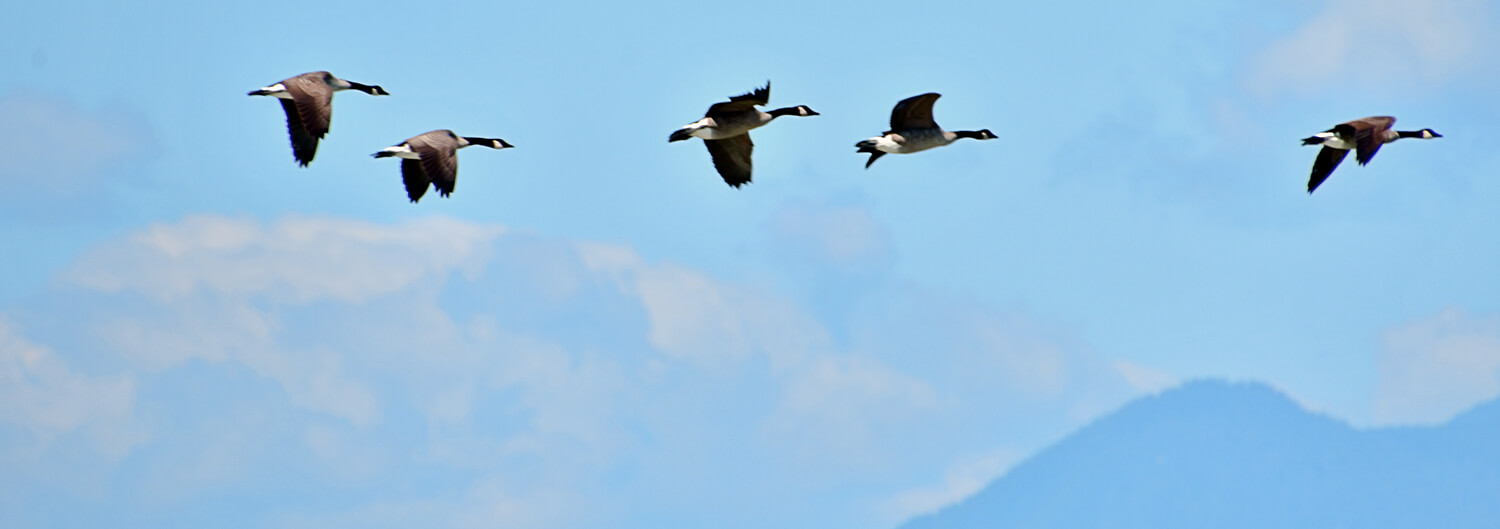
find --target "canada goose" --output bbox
[249,71,389,167]
[1300,116,1441,193]
[855,93,995,168]
[668,82,819,187]
[372,130,513,203]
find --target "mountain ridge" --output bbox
[899,380,1500,529]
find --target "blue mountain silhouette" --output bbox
[901,380,1500,529]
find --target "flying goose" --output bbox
[373,130,513,203]
[855,93,995,168]
[1300,116,1441,193]
[249,71,389,167]
[668,82,819,187]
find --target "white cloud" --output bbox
[578,243,831,369]
[1247,0,1489,96]
[765,355,939,466]
[97,304,382,426]
[264,349,383,426]
[412,329,635,477]
[302,423,387,480]
[10,213,1163,529]
[1375,308,1500,424]
[1113,359,1178,394]
[63,215,507,426]
[882,447,1022,524]
[630,262,756,363]
[69,214,506,303]
[0,318,143,457]
[955,314,1074,398]
[92,297,270,368]
[278,476,589,529]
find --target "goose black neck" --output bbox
[463,137,511,149]
[954,130,990,140]
[1396,130,1425,139]
[349,82,387,95]
[767,106,808,117]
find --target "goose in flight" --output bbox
[855,92,995,168]
[373,130,513,203]
[1300,116,1441,193]
[669,82,818,187]
[249,71,389,167]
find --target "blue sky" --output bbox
[3,0,1499,527]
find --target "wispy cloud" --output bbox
[62,215,508,426]
[1247,0,1490,97]
[1114,359,1178,394]
[764,354,939,468]
[579,242,831,368]
[277,475,588,529]
[68,214,506,303]
[7,213,1153,528]
[0,318,143,457]
[1375,308,1500,424]
[883,447,1022,525]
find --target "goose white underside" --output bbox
[689,128,740,140]
[867,134,946,154]
[867,135,905,153]
[680,117,763,140]
[379,145,421,160]
[1313,132,1354,150]
[255,83,293,99]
